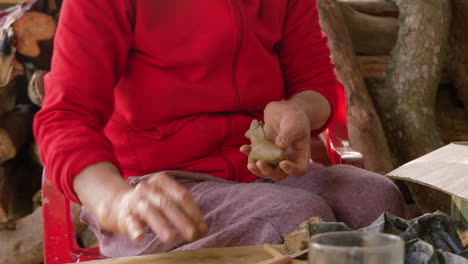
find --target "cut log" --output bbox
[446,0,468,114]
[366,0,450,164]
[13,11,56,70]
[0,150,42,225]
[0,44,16,88]
[47,0,58,15]
[0,207,43,264]
[32,189,41,210]
[317,0,396,174]
[0,203,86,264]
[28,70,47,106]
[338,3,398,55]
[0,106,34,164]
[13,11,56,57]
[337,0,398,16]
[12,57,25,78]
[0,166,7,223]
[29,142,42,166]
[14,75,31,106]
[0,78,17,115]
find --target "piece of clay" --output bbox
[245,120,287,167]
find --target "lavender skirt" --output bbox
[80,164,404,258]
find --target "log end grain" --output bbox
[28,70,47,106]
[0,129,16,164]
[13,12,57,58]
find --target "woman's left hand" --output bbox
[240,100,311,181]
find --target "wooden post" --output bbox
[338,2,399,55]
[317,0,396,174]
[337,0,398,15]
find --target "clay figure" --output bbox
[245,120,287,168]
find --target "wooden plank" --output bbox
[0,0,21,10]
[0,0,22,4]
[82,245,306,264]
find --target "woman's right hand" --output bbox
[74,163,207,244]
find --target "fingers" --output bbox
[148,173,207,235]
[146,190,200,242]
[247,160,287,182]
[243,145,287,181]
[132,173,207,243]
[124,214,146,241]
[240,145,251,155]
[257,160,287,181]
[134,200,175,243]
[275,111,306,149]
[283,140,310,177]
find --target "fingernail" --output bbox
[256,161,263,168]
[131,230,144,241]
[162,230,172,242]
[280,163,290,172]
[187,227,197,240]
[276,136,288,148]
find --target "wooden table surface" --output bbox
[82,245,307,264]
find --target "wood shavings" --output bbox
[282,217,323,254]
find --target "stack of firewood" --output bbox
[0,0,59,225]
[0,1,60,263]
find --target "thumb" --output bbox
[275,116,298,149]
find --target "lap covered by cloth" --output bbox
[80,164,404,258]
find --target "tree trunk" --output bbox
[446,0,468,114]
[338,3,399,55]
[357,55,450,83]
[337,0,398,15]
[357,55,390,78]
[317,0,396,174]
[366,0,450,164]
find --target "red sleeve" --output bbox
[279,0,337,135]
[33,0,134,204]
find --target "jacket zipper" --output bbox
[219,0,244,181]
[219,116,236,181]
[231,0,243,111]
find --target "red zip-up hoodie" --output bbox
[33,0,337,204]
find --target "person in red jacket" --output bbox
[34,0,404,257]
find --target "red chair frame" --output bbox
[42,82,363,263]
